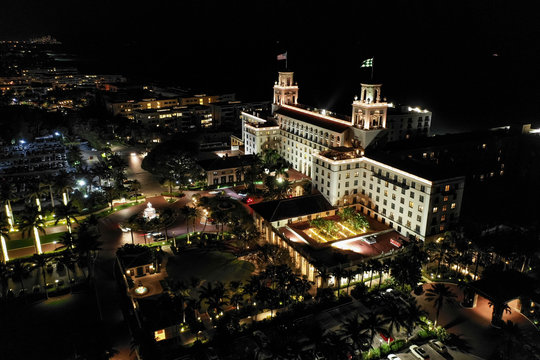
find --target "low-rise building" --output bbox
[249,194,409,287]
[386,105,431,142]
[197,154,255,185]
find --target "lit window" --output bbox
[409,201,414,208]
[441,215,446,222]
[444,185,450,192]
[418,205,424,212]
[443,196,448,202]
[451,203,456,209]
[433,207,438,213]
[442,205,447,212]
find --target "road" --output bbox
[393,343,484,360]
[112,144,164,196]
[414,283,540,360]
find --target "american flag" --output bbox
[277,52,287,61]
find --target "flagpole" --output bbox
[371,57,374,81]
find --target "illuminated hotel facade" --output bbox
[241,71,464,241]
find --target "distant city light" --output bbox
[19,140,25,144]
[54,131,60,136]
[77,179,86,186]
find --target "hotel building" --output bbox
[241,71,465,241]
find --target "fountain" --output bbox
[143,202,158,221]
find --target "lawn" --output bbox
[6,231,67,251]
[166,248,255,285]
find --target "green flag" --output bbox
[361,58,373,68]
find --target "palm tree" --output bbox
[212,209,229,241]
[57,250,75,292]
[379,258,391,289]
[92,159,112,187]
[199,281,228,319]
[316,266,332,288]
[344,269,355,295]
[331,265,346,296]
[382,302,406,341]
[160,177,176,195]
[359,311,388,348]
[243,275,262,305]
[56,231,76,251]
[357,262,366,283]
[0,212,10,263]
[403,299,428,339]
[19,206,46,254]
[74,222,102,278]
[53,171,74,205]
[129,179,142,199]
[167,279,191,323]
[39,174,56,209]
[181,205,197,243]
[489,301,512,327]
[367,259,381,288]
[424,283,457,327]
[102,186,120,211]
[25,183,47,214]
[1,182,18,230]
[0,262,11,298]
[11,260,30,292]
[498,320,524,360]
[339,314,364,347]
[31,253,49,299]
[54,201,79,234]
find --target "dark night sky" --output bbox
[2,0,540,133]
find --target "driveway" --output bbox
[414,282,540,359]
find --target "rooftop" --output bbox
[364,151,465,182]
[249,194,334,223]
[280,225,407,268]
[274,106,351,133]
[317,148,364,161]
[197,154,256,171]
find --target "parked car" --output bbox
[32,285,41,293]
[410,345,429,360]
[314,352,326,360]
[428,339,448,354]
[387,355,401,360]
[152,232,165,240]
[119,224,131,232]
[379,331,394,343]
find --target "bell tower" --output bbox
[272,71,299,112]
[351,83,387,130]
[350,83,389,148]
